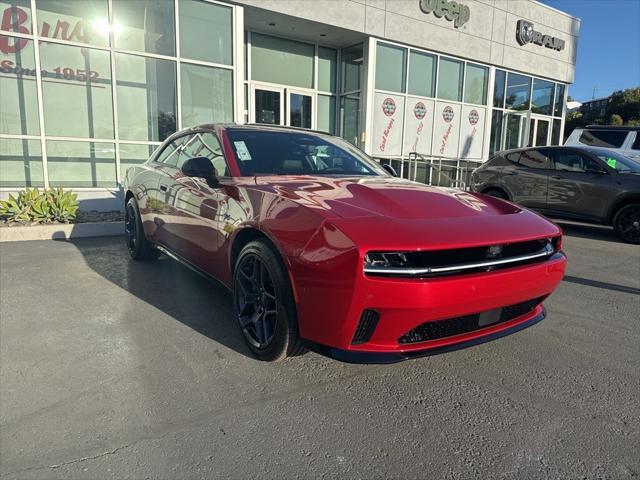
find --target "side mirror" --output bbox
[181,156,219,186]
[585,165,607,174]
[381,163,398,177]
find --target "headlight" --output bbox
[364,252,409,269]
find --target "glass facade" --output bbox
[0,0,236,189]
[490,69,566,156]
[0,1,570,192]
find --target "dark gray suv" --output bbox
[470,146,640,243]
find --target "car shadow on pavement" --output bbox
[555,220,620,242]
[65,236,255,359]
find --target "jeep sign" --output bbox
[516,20,565,51]
[419,0,470,28]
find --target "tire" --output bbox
[612,203,640,244]
[484,188,508,200]
[233,240,304,361]
[125,197,160,260]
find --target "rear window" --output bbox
[632,132,640,151]
[518,149,552,169]
[578,130,627,148]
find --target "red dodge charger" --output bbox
[124,124,566,363]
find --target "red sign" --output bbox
[468,109,479,125]
[442,105,455,123]
[382,97,396,117]
[1,6,99,54]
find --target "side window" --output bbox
[155,136,188,167]
[578,130,627,148]
[177,132,229,176]
[504,152,521,164]
[551,150,600,173]
[518,149,551,169]
[632,132,640,151]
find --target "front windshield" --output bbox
[589,149,640,173]
[226,129,388,177]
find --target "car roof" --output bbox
[497,145,595,155]
[583,125,639,131]
[497,145,630,158]
[186,123,333,136]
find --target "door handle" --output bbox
[159,183,168,192]
[551,175,562,180]
[507,171,519,175]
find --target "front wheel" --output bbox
[613,203,640,244]
[233,240,304,361]
[125,197,160,260]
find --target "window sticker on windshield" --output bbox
[606,157,617,169]
[234,141,252,161]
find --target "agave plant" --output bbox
[0,187,79,224]
[45,188,79,223]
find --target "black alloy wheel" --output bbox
[125,197,160,260]
[613,203,640,244]
[235,253,278,348]
[125,202,138,254]
[233,240,304,361]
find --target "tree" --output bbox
[605,87,640,124]
[609,114,623,125]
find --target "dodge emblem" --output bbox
[486,244,503,258]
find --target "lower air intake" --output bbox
[352,309,380,345]
[398,296,545,344]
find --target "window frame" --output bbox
[152,128,231,177]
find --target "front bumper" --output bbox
[304,307,546,364]
[297,251,566,361]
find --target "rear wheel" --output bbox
[613,203,640,244]
[233,240,304,361]
[125,197,160,260]
[483,188,508,200]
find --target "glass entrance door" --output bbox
[251,84,315,129]
[251,84,284,125]
[533,118,550,146]
[287,90,314,129]
[502,112,529,150]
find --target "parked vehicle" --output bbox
[565,125,640,161]
[471,146,640,243]
[124,124,566,363]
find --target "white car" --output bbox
[565,126,640,161]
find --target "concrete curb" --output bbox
[0,222,124,242]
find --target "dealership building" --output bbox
[0,0,579,208]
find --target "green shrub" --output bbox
[0,188,79,224]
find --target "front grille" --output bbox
[398,296,545,344]
[352,309,380,345]
[365,237,560,278]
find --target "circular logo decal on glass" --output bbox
[468,109,479,125]
[382,97,396,117]
[413,102,427,120]
[442,106,455,123]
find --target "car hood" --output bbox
[253,175,521,220]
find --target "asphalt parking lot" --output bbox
[1,223,639,479]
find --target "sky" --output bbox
[541,0,640,103]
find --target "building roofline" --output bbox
[530,0,581,22]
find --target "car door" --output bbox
[508,148,553,210]
[156,131,232,275]
[547,148,616,221]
